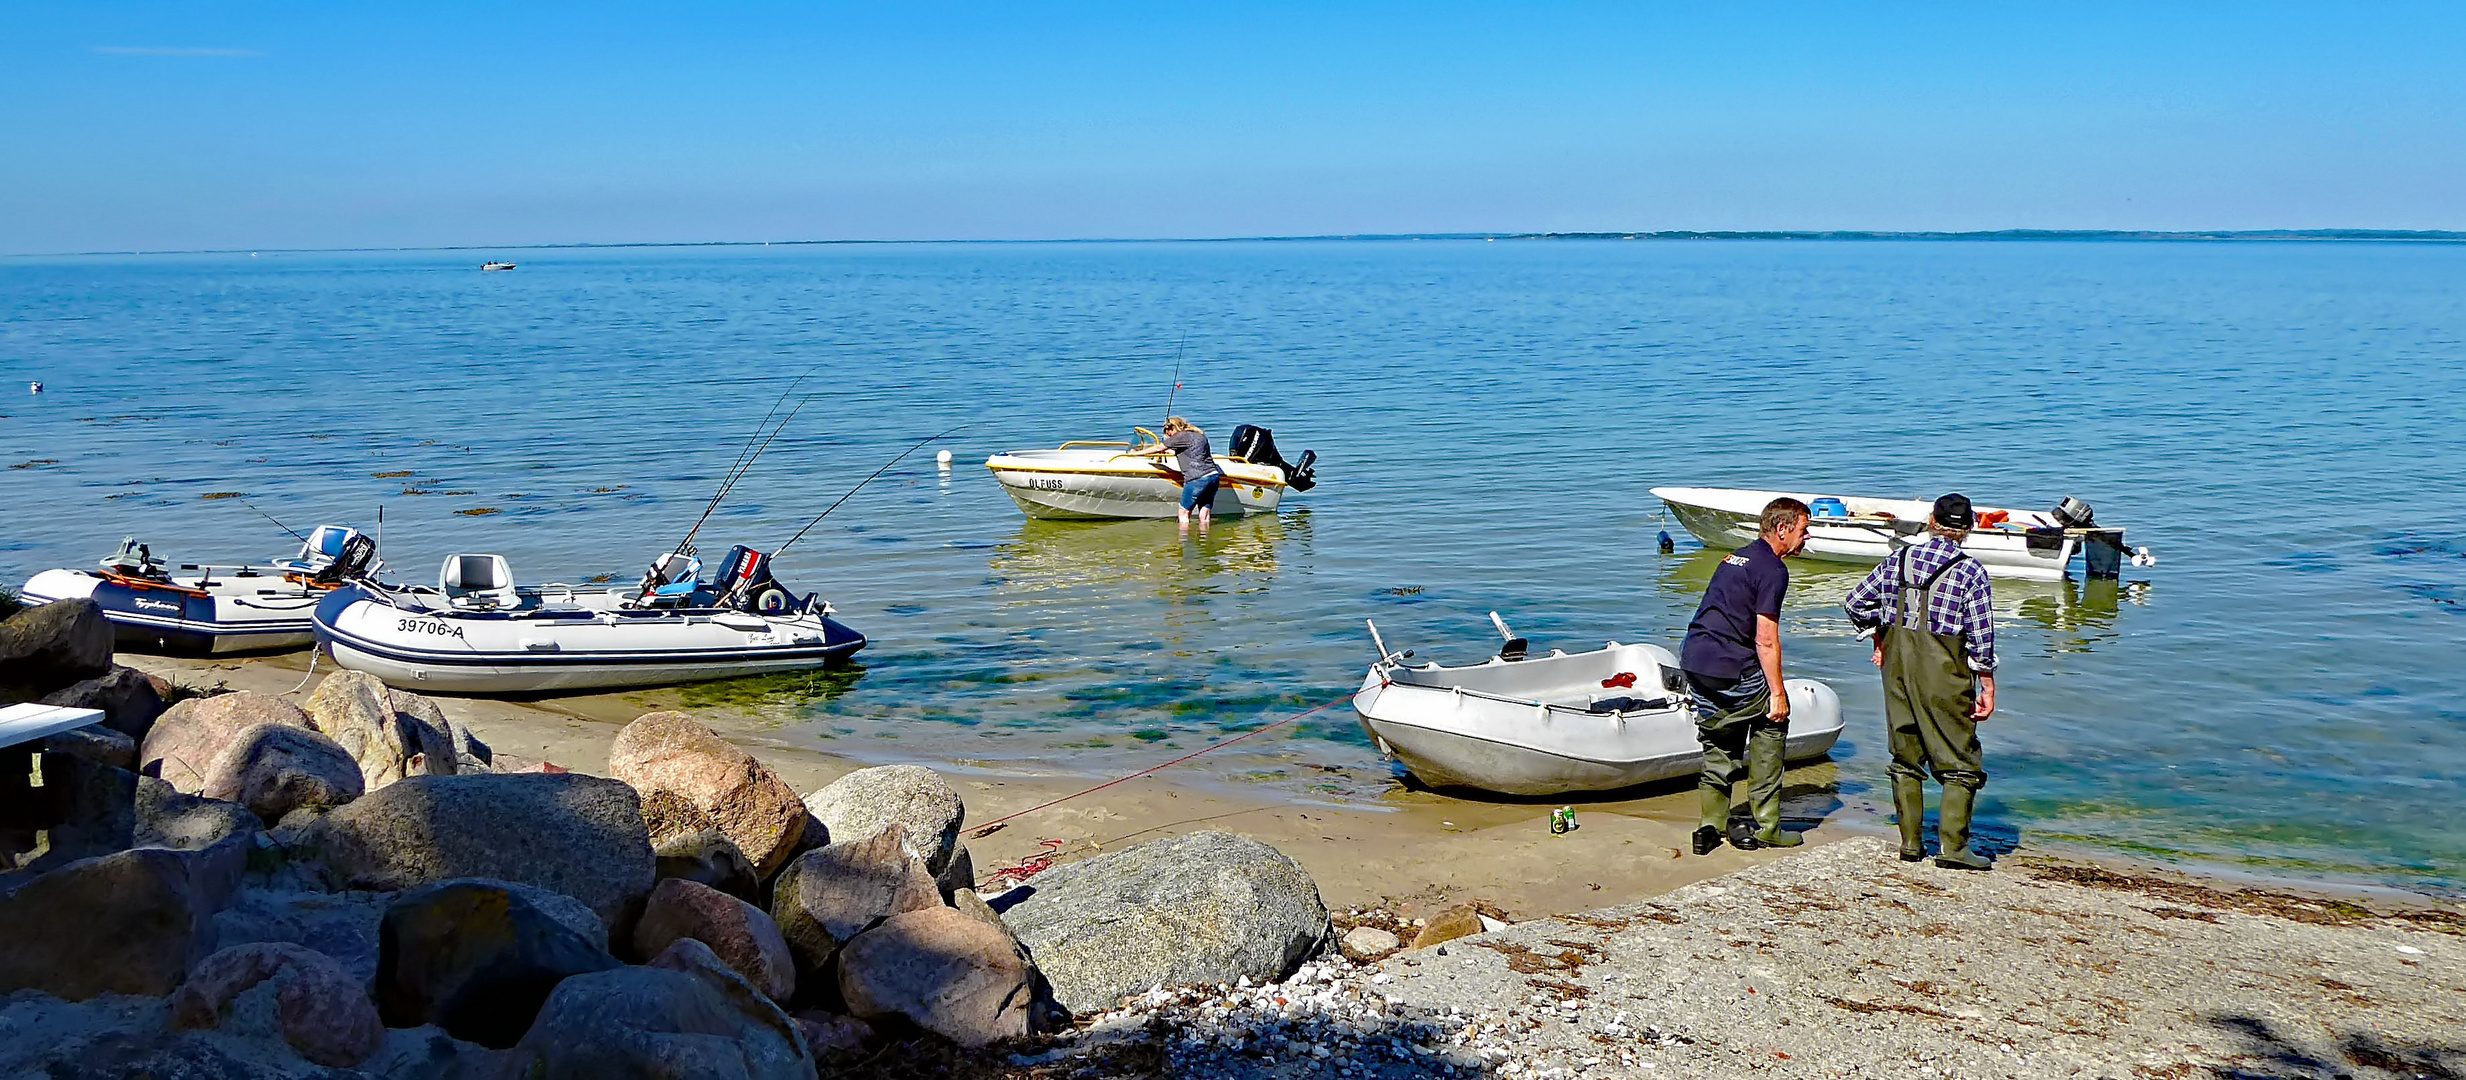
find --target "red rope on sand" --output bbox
[966,688,1362,846]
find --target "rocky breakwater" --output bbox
[0,633,1343,1078]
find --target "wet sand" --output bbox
[129,651,1844,919]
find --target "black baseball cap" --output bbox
[1932,493,1974,529]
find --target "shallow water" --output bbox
[4,240,2462,893]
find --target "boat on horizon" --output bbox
[1652,486,2154,581]
[481,261,515,271]
[19,526,380,654]
[313,545,864,694]
[985,423,1317,520]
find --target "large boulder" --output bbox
[769,824,943,975]
[39,665,169,740]
[0,992,342,1079]
[838,903,1052,1046]
[308,773,655,926]
[22,754,137,871]
[34,722,137,770]
[212,888,391,986]
[140,692,315,793]
[607,712,806,879]
[136,774,264,851]
[375,879,623,1049]
[201,723,365,823]
[998,831,1328,1015]
[655,826,760,903]
[633,877,796,1002]
[171,942,384,1068]
[0,597,114,699]
[303,670,454,790]
[511,937,814,1080]
[389,689,490,773]
[802,764,965,874]
[0,839,247,998]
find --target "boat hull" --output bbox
[313,586,865,694]
[986,449,1287,520]
[1653,486,2111,581]
[19,567,321,654]
[1351,641,1845,797]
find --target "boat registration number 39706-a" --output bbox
[396,617,466,638]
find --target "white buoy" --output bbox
[935,450,953,467]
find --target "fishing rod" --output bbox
[1162,336,1186,422]
[236,496,307,543]
[770,424,970,560]
[665,366,829,559]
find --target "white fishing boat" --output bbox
[19,526,379,654]
[986,424,1317,520]
[313,546,863,694]
[1351,615,1845,797]
[481,261,516,271]
[1651,486,2155,581]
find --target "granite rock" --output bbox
[607,711,807,879]
[802,764,965,874]
[309,772,655,926]
[998,831,1328,1015]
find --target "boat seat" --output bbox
[637,552,703,607]
[440,554,518,610]
[283,526,361,573]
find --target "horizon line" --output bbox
[11,227,2466,259]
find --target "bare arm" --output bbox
[1755,613,1788,722]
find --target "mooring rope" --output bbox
[965,686,1364,842]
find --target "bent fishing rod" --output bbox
[661,365,831,561]
[769,424,971,560]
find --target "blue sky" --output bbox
[5,3,2463,252]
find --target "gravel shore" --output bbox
[992,837,2463,1080]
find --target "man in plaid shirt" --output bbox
[1844,494,1999,870]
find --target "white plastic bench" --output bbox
[0,704,108,751]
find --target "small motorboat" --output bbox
[313,545,864,694]
[1652,486,2155,581]
[986,424,1317,520]
[18,526,380,654]
[1351,614,1845,797]
[481,261,516,271]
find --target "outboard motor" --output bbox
[711,545,796,614]
[312,533,380,586]
[100,537,165,579]
[1228,424,1319,492]
[2051,497,2095,529]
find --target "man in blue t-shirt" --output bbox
[1678,497,1811,855]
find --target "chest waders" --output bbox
[1880,548,1992,869]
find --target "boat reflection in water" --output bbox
[988,511,1308,602]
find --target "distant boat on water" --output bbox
[481,261,516,271]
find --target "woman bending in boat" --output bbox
[1133,416,1223,530]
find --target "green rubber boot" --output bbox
[1750,794,1801,847]
[1892,776,1928,862]
[1933,783,1993,870]
[1699,785,1732,834]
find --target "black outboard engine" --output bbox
[312,533,380,586]
[1228,424,1319,492]
[711,545,796,614]
[2051,497,2095,529]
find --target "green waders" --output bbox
[1880,550,1990,869]
[1694,674,1797,848]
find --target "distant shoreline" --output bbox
[13,227,2466,260]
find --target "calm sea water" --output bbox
[4,240,2462,894]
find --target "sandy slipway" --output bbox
[1019,838,2464,1080]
